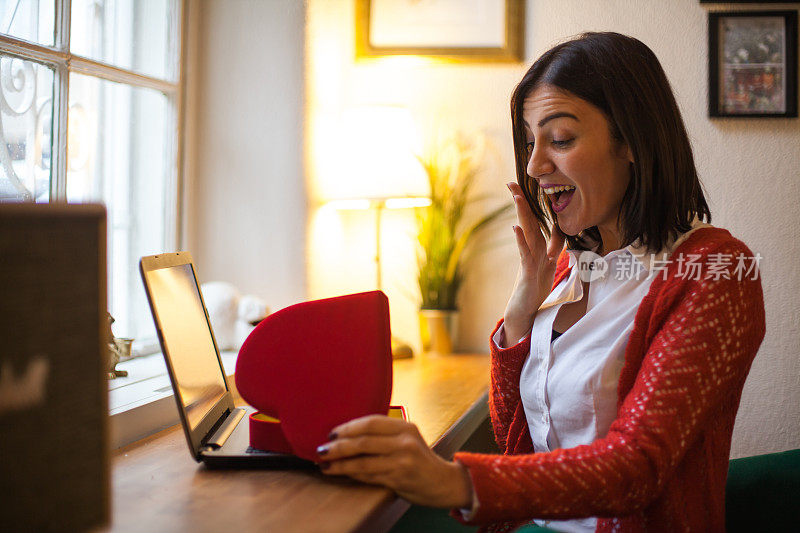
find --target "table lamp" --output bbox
[325,105,430,358]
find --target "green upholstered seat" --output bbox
[389,506,478,533]
[726,448,800,532]
[389,506,555,533]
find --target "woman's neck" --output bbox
[596,216,626,256]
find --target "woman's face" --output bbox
[523,84,632,248]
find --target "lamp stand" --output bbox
[373,200,413,359]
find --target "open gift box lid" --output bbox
[235,291,394,461]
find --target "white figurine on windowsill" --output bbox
[201,282,270,351]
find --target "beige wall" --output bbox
[186,0,799,459]
[185,0,307,310]
[305,0,800,458]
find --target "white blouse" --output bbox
[491,221,708,532]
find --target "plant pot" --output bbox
[419,309,459,355]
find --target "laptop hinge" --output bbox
[205,408,246,449]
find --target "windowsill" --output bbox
[108,350,238,449]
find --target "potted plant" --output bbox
[416,135,511,354]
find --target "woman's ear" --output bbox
[614,138,634,164]
[622,144,634,164]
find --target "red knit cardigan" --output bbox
[452,227,766,532]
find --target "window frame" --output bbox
[0,0,186,244]
[1,1,190,445]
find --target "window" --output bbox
[0,0,183,352]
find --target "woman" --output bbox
[316,32,765,532]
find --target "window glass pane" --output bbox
[68,73,175,345]
[0,55,53,202]
[0,0,55,46]
[70,0,178,81]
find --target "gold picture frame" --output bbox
[355,0,525,63]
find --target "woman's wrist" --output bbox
[502,315,534,347]
[443,461,474,509]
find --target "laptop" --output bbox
[139,251,313,469]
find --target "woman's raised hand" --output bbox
[317,415,473,509]
[502,182,565,346]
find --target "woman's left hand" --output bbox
[317,414,474,509]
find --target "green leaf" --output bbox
[415,133,512,310]
[444,203,513,284]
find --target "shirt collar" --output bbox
[565,217,709,272]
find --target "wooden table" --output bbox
[107,353,490,532]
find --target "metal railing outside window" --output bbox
[0,0,185,356]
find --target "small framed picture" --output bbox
[708,11,798,117]
[355,0,525,62]
[700,1,797,4]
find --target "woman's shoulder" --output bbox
[671,225,758,260]
[658,225,763,305]
[639,224,765,339]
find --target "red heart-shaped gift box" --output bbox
[235,291,393,461]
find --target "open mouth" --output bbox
[542,185,576,211]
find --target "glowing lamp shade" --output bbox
[327,105,429,202]
[318,105,428,359]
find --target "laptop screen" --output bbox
[143,263,227,430]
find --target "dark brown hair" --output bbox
[511,32,710,253]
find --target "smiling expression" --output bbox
[523,84,633,251]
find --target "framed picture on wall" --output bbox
[708,11,798,117]
[700,1,798,4]
[355,0,524,62]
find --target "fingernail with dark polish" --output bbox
[316,444,329,456]
[328,431,338,440]
[319,461,330,471]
